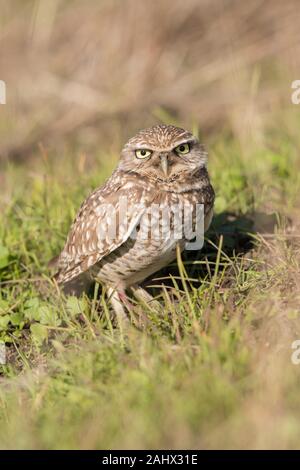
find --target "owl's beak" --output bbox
[160,155,169,177]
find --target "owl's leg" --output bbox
[130,285,160,311]
[107,287,129,325]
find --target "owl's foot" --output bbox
[107,285,161,331]
[131,285,161,311]
[107,287,130,327]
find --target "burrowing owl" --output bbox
[53,125,215,320]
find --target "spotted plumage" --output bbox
[53,125,215,320]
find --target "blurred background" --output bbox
[0,0,299,163]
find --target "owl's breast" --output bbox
[93,188,212,287]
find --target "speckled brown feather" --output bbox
[54,125,215,289]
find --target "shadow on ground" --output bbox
[78,211,278,300]
[145,211,278,292]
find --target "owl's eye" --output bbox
[175,143,190,155]
[135,149,152,159]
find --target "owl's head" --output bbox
[118,125,207,182]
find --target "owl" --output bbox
[53,125,215,321]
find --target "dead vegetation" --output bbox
[0,0,300,161]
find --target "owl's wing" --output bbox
[54,175,148,284]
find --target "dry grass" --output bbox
[0,0,300,160]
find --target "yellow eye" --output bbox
[175,143,190,155]
[135,149,152,159]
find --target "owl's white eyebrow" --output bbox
[133,139,196,152]
[134,146,152,150]
[173,138,196,148]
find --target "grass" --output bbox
[0,112,300,449]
